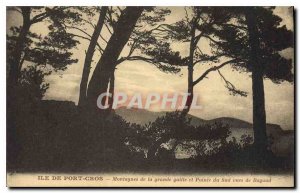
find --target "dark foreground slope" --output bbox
[7,100,294,174]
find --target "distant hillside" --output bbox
[115,107,281,131]
[115,107,166,125]
[115,107,294,156]
[206,117,253,128]
[37,102,290,137]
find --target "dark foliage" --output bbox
[7,102,293,173]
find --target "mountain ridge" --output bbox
[115,107,287,132]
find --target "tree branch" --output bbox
[193,53,226,65]
[217,70,248,97]
[31,7,69,24]
[71,34,103,54]
[116,55,154,65]
[223,23,247,31]
[65,25,91,38]
[99,34,108,44]
[116,6,123,14]
[193,59,238,86]
[104,22,113,35]
[203,35,224,46]
[81,18,96,29]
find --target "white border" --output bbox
[2,0,299,6]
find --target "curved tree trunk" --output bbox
[245,9,268,154]
[86,7,144,114]
[78,7,108,108]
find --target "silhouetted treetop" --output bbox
[7,6,81,77]
[210,7,294,84]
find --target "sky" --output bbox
[7,7,295,130]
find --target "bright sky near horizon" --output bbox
[7,6,294,130]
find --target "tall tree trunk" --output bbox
[245,9,268,154]
[7,7,31,170]
[78,7,108,108]
[86,7,144,113]
[8,7,31,86]
[108,71,115,112]
[182,69,193,116]
[181,21,196,116]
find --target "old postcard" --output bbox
[6,6,295,187]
